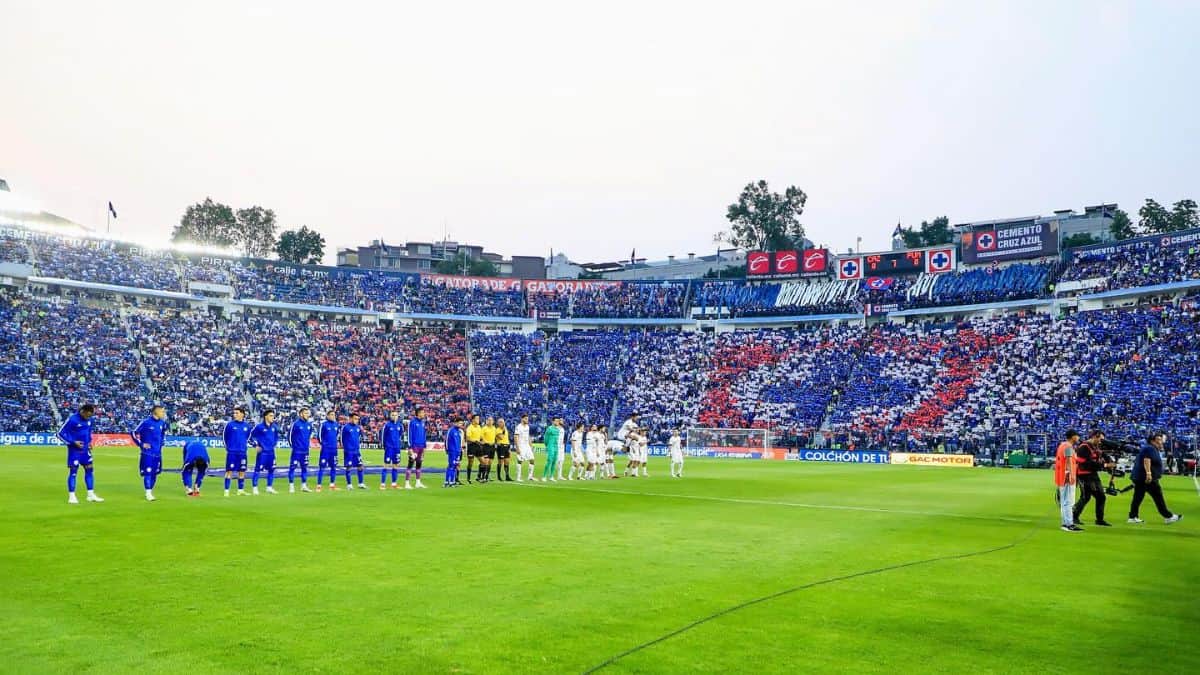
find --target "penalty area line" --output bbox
[515,481,1035,524]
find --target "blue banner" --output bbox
[789,450,890,463]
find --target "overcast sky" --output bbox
[2,0,1197,264]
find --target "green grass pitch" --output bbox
[1,445,1197,674]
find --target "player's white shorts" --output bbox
[571,449,586,464]
[517,444,534,462]
[670,452,684,463]
[586,448,602,464]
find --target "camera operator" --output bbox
[1128,431,1184,525]
[1072,429,1111,527]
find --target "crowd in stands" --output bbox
[9,224,1200,321]
[2,284,1199,457]
[30,238,183,291]
[693,279,858,317]
[381,280,526,317]
[543,331,630,430]
[308,324,403,434]
[614,332,711,442]
[1,237,31,264]
[0,292,56,430]
[1061,236,1200,293]
[904,263,1053,308]
[23,298,149,432]
[387,327,471,438]
[228,316,332,429]
[531,282,688,319]
[129,310,245,436]
[470,331,548,431]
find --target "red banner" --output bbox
[420,274,522,291]
[524,280,622,293]
[746,251,770,276]
[92,433,136,448]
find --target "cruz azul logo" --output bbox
[837,257,862,280]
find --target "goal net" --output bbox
[685,427,769,457]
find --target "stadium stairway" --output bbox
[42,379,62,427]
[465,335,477,411]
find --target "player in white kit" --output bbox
[601,426,617,479]
[514,414,536,481]
[568,423,587,480]
[584,424,602,480]
[669,429,684,477]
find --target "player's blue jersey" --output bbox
[319,420,340,453]
[250,422,278,454]
[57,413,93,451]
[289,418,313,454]
[223,419,251,454]
[446,426,463,457]
[131,417,169,457]
[381,420,403,451]
[408,418,427,449]
[340,423,362,454]
[183,440,210,464]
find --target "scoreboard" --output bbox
[863,250,926,274]
[836,246,956,279]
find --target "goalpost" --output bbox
[685,427,770,456]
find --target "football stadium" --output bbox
[2,3,1199,674]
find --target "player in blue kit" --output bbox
[59,403,102,504]
[341,412,366,490]
[444,417,463,488]
[405,407,428,489]
[130,404,169,502]
[316,411,340,492]
[380,410,404,490]
[288,407,314,493]
[250,410,280,495]
[182,440,209,497]
[223,407,252,497]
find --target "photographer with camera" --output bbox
[1072,429,1111,527]
[1127,431,1184,525]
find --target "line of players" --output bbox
[58,404,686,504]
[459,413,685,484]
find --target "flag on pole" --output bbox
[630,248,636,264]
[108,201,118,219]
[891,221,902,238]
[379,239,390,254]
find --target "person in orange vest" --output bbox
[1055,430,1082,532]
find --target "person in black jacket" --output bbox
[1073,429,1111,526]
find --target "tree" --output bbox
[172,198,237,248]
[235,206,278,258]
[702,264,746,279]
[1062,232,1099,249]
[1138,198,1172,234]
[917,216,953,245]
[1109,208,1136,240]
[435,252,498,277]
[275,226,326,264]
[724,180,807,251]
[897,216,952,248]
[1169,199,1199,232]
[898,228,924,249]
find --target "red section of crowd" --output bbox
[896,329,1015,432]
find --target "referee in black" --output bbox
[1072,429,1111,526]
